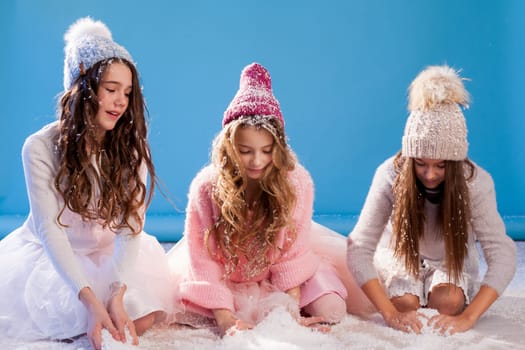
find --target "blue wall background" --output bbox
[1,0,524,240]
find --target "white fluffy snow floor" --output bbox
[2,241,524,350]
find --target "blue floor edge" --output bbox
[1,214,524,242]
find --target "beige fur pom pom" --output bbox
[408,65,470,112]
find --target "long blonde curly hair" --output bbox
[205,115,297,278]
[391,152,475,282]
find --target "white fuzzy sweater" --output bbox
[18,122,142,293]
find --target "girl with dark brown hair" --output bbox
[0,18,171,350]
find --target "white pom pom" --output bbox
[408,65,470,112]
[64,17,112,45]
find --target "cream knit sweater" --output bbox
[347,156,516,296]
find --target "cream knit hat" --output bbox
[402,65,470,161]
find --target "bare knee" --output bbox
[428,284,465,315]
[133,312,156,336]
[391,293,420,312]
[303,293,347,324]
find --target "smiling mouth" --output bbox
[107,111,120,119]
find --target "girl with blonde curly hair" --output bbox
[168,62,355,336]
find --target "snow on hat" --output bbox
[222,62,284,127]
[402,65,470,161]
[63,17,133,91]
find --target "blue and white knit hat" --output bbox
[63,17,133,90]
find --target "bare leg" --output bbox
[133,312,157,336]
[303,293,347,323]
[391,293,420,312]
[427,283,465,315]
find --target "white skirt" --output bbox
[0,225,172,341]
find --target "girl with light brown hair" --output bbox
[347,65,516,335]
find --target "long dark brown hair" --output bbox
[205,115,297,278]
[391,151,475,282]
[55,58,155,235]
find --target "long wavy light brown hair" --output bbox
[205,115,297,278]
[55,58,155,235]
[391,151,475,282]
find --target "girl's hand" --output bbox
[428,312,476,335]
[287,302,330,333]
[286,287,330,332]
[79,287,120,350]
[107,283,139,346]
[426,285,497,335]
[225,319,255,336]
[383,309,423,334]
[86,303,120,350]
[297,315,331,333]
[214,309,254,337]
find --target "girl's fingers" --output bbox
[436,319,452,335]
[390,315,422,334]
[417,311,430,321]
[226,319,254,336]
[428,314,440,326]
[391,319,408,332]
[115,323,126,343]
[127,320,139,345]
[104,320,121,342]
[89,326,103,350]
[299,316,325,327]
[235,319,254,330]
[297,316,331,332]
[429,315,448,331]
[410,319,423,334]
[311,323,331,333]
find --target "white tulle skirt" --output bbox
[0,226,172,341]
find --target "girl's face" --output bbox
[414,158,446,189]
[95,62,132,139]
[235,126,274,181]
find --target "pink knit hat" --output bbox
[222,62,284,127]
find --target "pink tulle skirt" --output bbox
[168,221,374,327]
[310,222,376,316]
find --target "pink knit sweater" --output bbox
[177,164,321,312]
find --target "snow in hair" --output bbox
[408,65,470,112]
[64,17,113,45]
